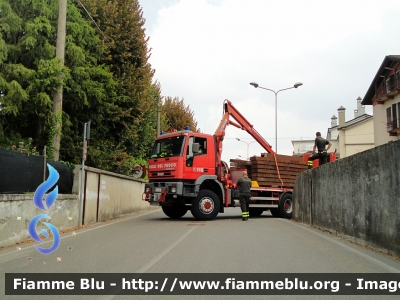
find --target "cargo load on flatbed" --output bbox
[230,153,308,189]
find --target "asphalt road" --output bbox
[1,207,400,300]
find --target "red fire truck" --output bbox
[142,100,329,221]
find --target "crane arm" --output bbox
[216,99,275,154]
[213,99,275,182]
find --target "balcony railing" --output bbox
[387,118,399,132]
[375,76,400,101]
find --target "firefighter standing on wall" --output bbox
[236,171,252,221]
[308,132,332,168]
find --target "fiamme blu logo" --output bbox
[28,164,61,254]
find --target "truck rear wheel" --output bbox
[249,208,264,217]
[191,190,220,221]
[162,205,188,219]
[279,194,292,219]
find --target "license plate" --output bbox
[155,187,162,192]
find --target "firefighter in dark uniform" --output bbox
[308,132,332,167]
[236,171,252,221]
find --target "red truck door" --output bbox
[184,135,215,179]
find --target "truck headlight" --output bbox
[171,187,177,193]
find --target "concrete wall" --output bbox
[74,166,150,224]
[293,140,400,257]
[0,166,151,248]
[0,194,79,248]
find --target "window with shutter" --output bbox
[396,71,400,89]
[397,102,400,130]
[392,104,397,130]
[386,107,392,131]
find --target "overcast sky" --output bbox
[139,0,400,162]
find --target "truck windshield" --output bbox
[150,135,185,158]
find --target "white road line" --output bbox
[98,225,197,300]
[283,219,400,273]
[135,226,197,273]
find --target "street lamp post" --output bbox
[249,82,303,153]
[236,138,257,159]
[156,96,163,138]
[0,91,4,113]
[0,102,3,132]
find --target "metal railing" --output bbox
[387,118,399,132]
[375,75,400,101]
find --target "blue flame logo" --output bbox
[28,164,61,254]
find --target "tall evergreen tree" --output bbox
[81,0,155,159]
[0,0,200,175]
[0,0,116,165]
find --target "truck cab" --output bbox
[143,130,227,220]
[148,130,216,181]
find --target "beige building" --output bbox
[361,55,400,145]
[334,100,374,158]
[292,97,374,159]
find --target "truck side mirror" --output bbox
[192,143,200,153]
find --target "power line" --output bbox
[75,0,110,43]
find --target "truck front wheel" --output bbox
[191,190,220,221]
[162,204,188,219]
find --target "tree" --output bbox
[81,0,155,159]
[0,0,199,176]
[0,0,68,150]
[161,97,199,133]
[0,0,116,164]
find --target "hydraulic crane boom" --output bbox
[214,99,275,181]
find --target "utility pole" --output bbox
[156,97,161,138]
[52,0,67,161]
[79,120,91,228]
